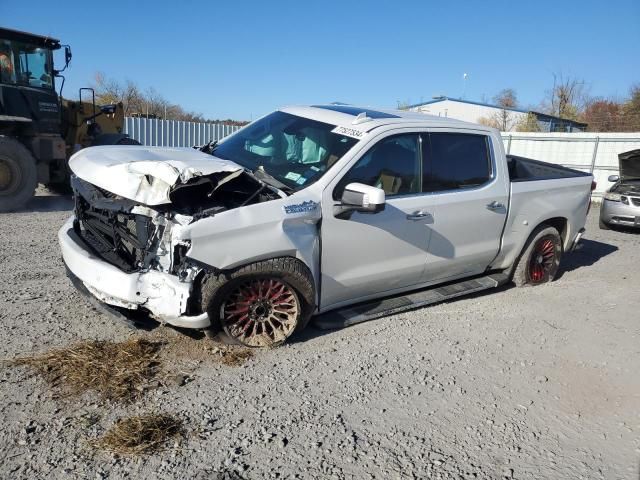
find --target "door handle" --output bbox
[486,201,505,211]
[406,210,431,221]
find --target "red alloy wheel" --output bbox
[528,238,556,283]
[220,278,299,347]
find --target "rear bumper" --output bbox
[600,199,640,228]
[58,216,210,329]
[569,228,586,252]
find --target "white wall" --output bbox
[410,100,527,131]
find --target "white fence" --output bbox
[124,118,639,197]
[124,117,242,148]
[501,133,640,196]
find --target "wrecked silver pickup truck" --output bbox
[59,105,594,347]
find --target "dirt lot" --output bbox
[1,191,638,479]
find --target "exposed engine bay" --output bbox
[71,168,281,275]
[613,180,640,196]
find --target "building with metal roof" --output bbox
[405,97,587,132]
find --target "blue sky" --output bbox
[3,0,639,120]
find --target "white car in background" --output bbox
[59,105,595,347]
[599,149,640,230]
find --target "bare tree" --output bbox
[543,73,589,120]
[92,72,249,124]
[93,72,143,117]
[477,89,519,131]
[491,89,518,131]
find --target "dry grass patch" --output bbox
[154,329,254,366]
[93,413,183,455]
[11,338,162,402]
[215,345,254,366]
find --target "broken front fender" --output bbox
[58,217,210,328]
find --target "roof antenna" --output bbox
[352,112,372,125]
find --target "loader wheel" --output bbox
[0,137,37,212]
[512,226,562,287]
[200,258,315,348]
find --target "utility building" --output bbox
[406,97,587,132]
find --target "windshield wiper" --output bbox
[253,166,293,194]
[198,140,218,155]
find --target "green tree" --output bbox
[515,113,541,132]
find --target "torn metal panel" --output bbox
[69,145,244,205]
[180,191,323,301]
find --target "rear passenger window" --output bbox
[424,133,492,191]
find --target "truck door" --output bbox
[319,133,432,310]
[420,131,509,281]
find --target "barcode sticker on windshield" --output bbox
[332,126,365,139]
[284,172,301,181]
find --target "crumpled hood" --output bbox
[69,145,244,205]
[619,149,640,181]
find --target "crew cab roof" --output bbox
[279,104,491,134]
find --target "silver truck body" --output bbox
[58,106,593,329]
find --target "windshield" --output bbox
[0,39,54,89]
[212,111,359,191]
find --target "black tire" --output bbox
[199,257,315,348]
[512,225,562,287]
[599,217,611,230]
[0,137,38,212]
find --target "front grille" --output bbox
[74,192,157,272]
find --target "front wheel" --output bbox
[200,258,315,348]
[512,226,562,287]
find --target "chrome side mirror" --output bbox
[607,175,620,182]
[341,182,385,213]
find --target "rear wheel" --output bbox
[512,226,562,287]
[0,137,37,212]
[200,258,315,348]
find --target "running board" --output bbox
[314,273,510,330]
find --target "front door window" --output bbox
[334,134,421,199]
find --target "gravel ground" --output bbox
[1,191,639,479]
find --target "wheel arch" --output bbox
[538,216,568,249]
[505,218,567,280]
[189,254,317,315]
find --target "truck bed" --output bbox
[490,155,594,273]
[507,155,591,182]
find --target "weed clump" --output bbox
[12,338,162,402]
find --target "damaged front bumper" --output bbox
[59,217,210,329]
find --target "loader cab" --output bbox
[0,28,64,135]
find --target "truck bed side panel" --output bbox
[491,176,592,270]
[507,155,592,181]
